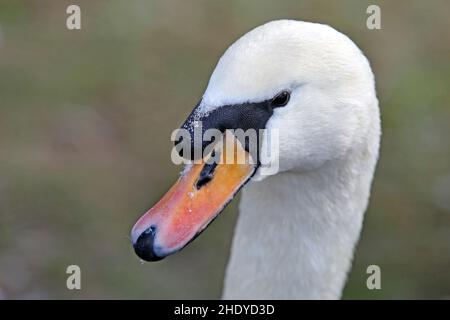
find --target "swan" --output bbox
[130,20,381,299]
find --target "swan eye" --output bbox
[271,90,290,108]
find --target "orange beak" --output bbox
[131,131,256,261]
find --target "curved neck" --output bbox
[222,148,378,299]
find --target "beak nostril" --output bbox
[196,161,218,190]
[133,225,163,262]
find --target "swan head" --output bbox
[131,20,379,261]
[201,20,378,178]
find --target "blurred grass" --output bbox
[0,0,449,299]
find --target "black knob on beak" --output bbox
[177,99,274,163]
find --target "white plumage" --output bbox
[199,20,380,299]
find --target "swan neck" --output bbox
[223,157,374,299]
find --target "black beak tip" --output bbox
[133,226,164,262]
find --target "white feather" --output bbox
[201,20,380,299]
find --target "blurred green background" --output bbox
[0,0,449,299]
